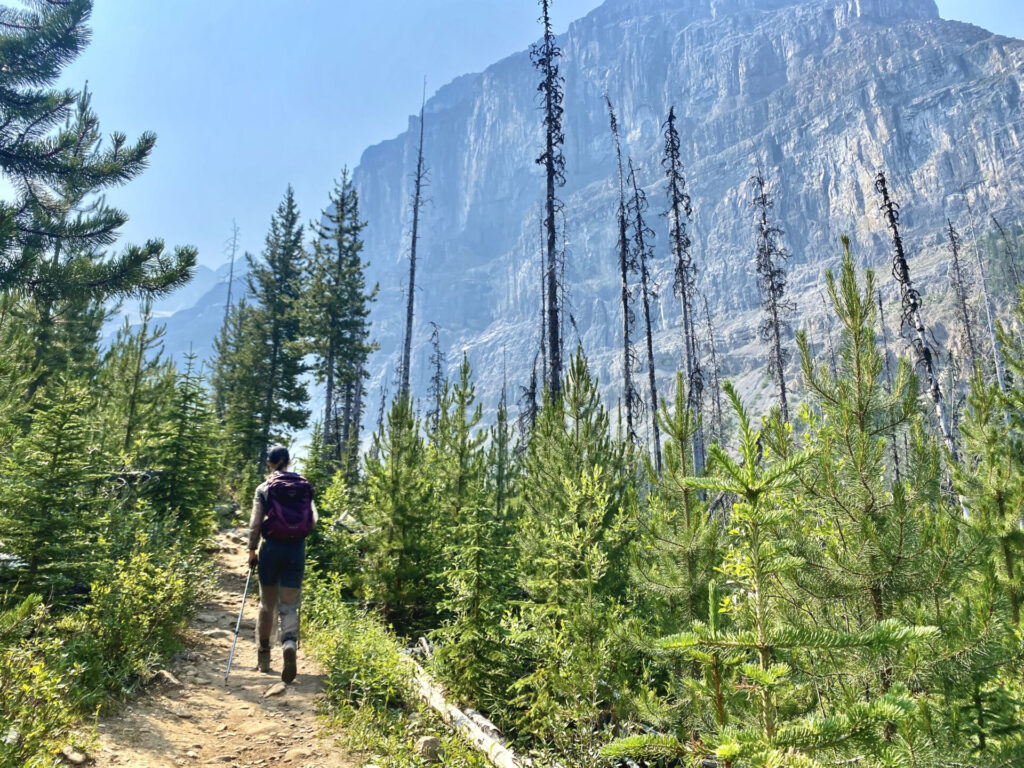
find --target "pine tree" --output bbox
[751,164,793,423]
[426,322,445,438]
[605,95,639,445]
[142,354,219,549]
[875,171,958,462]
[607,383,933,767]
[632,373,722,646]
[247,187,310,473]
[210,299,265,495]
[0,3,195,300]
[431,356,504,702]
[307,170,376,479]
[361,395,435,631]
[0,380,107,600]
[663,106,705,474]
[794,244,940,701]
[531,0,566,394]
[96,299,175,462]
[399,86,428,400]
[627,158,662,472]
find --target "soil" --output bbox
[88,530,356,768]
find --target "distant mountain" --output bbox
[348,0,1023,419]
[104,263,248,368]
[153,0,1024,434]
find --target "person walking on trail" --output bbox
[247,444,317,684]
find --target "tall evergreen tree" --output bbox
[210,298,265,494]
[247,187,310,472]
[605,96,639,444]
[663,106,705,474]
[627,159,662,472]
[531,0,566,394]
[307,170,376,479]
[751,164,793,423]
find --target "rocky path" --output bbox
[89,530,354,768]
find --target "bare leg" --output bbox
[278,586,301,643]
[257,582,279,647]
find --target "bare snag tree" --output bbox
[663,106,704,474]
[531,0,566,395]
[875,171,958,462]
[751,163,793,423]
[399,82,429,401]
[605,95,639,445]
[627,158,662,473]
[946,219,979,377]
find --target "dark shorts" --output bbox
[257,538,306,589]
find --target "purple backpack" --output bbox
[261,472,314,540]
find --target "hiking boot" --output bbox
[257,645,271,674]
[281,639,297,684]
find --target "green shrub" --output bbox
[59,548,206,711]
[305,571,415,713]
[304,572,492,767]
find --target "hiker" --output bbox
[247,444,317,683]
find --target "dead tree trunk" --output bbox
[223,219,240,328]
[991,215,1022,291]
[946,219,980,377]
[531,0,566,395]
[751,164,793,424]
[703,295,725,446]
[875,171,958,463]
[606,96,639,444]
[539,212,547,380]
[628,158,662,473]
[876,289,903,484]
[663,106,705,474]
[399,85,428,400]
[964,199,1005,392]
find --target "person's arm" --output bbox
[247,487,265,566]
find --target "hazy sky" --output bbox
[55,0,1024,269]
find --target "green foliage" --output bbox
[60,548,204,710]
[303,572,491,768]
[306,170,377,482]
[142,355,220,549]
[431,357,511,705]
[361,395,436,631]
[0,379,107,600]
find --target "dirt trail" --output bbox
[90,530,355,768]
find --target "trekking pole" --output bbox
[225,563,255,684]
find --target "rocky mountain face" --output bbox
[350,0,1024,424]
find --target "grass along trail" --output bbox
[89,530,354,768]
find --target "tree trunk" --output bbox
[400,88,427,400]
[606,97,636,442]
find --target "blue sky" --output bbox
[56,0,1024,269]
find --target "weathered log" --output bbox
[405,656,525,768]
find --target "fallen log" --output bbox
[404,655,525,768]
